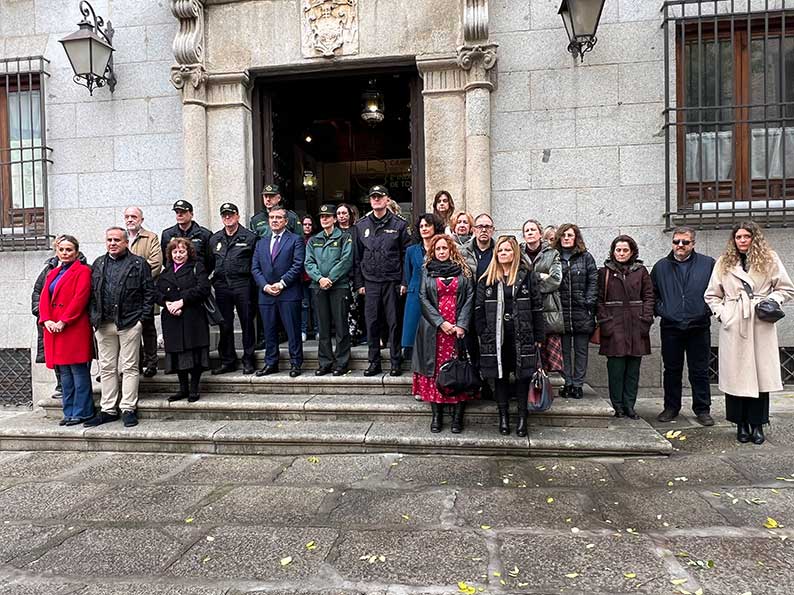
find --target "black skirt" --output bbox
[725,392,770,425]
[164,347,210,374]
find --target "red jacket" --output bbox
[39,261,93,367]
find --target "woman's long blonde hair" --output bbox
[719,221,775,275]
[424,234,472,277]
[482,236,521,286]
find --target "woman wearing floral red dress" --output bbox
[39,235,95,425]
[411,235,475,433]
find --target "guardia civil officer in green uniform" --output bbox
[209,202,259,375]
[305,204,354,375]
[249,184,299,238]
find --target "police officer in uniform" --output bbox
[209,203,259,375]
[160,200,213,272]
[249,184,299,238]
[305,204,354,376]
[355,185,410,376]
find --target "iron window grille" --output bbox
[663,0,794,229]
[0,348,32,407]
[0,56,51,251]
[709,346,794,383]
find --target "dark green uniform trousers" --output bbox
[313,286,351,370]
[606,355,642,412]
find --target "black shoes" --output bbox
[167,392,187,402]
[142,367,157,378]
[451,403,465,434]
[750,424,765,445]
[430,403,443,433]
[84,411,119,427]
[242,362,255,375]
[560,386,570,398]
[315,366,333,376]
[289,366,302,378]
[211,364,238,376]
[625,407,640,420]
[695,412,715,427]
[571,386,583,399]
[498,405,510,435]
[613,408,625,418]
[515,414,528,437]
[656,409,678,422]
[332,367,348,376]
[121,410,138,427]
[737,423,751,443]
[363,363,382,377]
[389,367,402,377]
[187,393,200,403]
[255,365,279,377]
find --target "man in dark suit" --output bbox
[252,206,306,377]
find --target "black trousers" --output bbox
[215,284,256,367]
[140,316,159,369]
[493,323,528,413]
[314,286,351,370]
[725,393,770,425]
[661,325,711,414]
[364,280,401,366]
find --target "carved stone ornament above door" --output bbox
[301,0,359,58]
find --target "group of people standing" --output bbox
[33,183,794,444]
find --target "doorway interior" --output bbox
[252,65,424,225]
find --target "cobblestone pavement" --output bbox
[0,405,793,594]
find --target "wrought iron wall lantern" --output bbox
[59,1,117,95]
[361,80,385,127]
[558,0,606,62]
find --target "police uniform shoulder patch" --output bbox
[216,241,222,252]
[364,228,370,238]
[485,287,493,297]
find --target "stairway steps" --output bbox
[37,390,614,428]
[0,412,672,457]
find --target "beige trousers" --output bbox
[95,321,143,413]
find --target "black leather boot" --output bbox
[498,403,510,435]
[750,424,765,445]
[430,403,443,433]
[451,403,465,434]
[516,399,528,437]
[168,372,190,402]
[736,423,751,443]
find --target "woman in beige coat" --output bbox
[705,221,794,445]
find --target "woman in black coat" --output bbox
[475,236,545,437]
[156,237,211,402]
[411,235,475,434]
[553,223,598,400]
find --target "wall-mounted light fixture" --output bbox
[59,1,116,95]
[558,0,606,63]
[361,79,385,127]
[303,170,318,190]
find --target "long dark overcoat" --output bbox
[156,260,211,354]
[411,269,474,377]
[596,260,655,357]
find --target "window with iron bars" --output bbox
[0,56,51,251]
[664,0,794,228]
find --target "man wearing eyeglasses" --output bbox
[650,226,716,426]
[461,213,495,280]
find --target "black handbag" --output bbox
[740,279,785,323]
[203,290,225,326]
[528,346,554,412]
[436,338,482,396]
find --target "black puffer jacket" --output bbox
[559,248,598,335]
[475,265,545,380]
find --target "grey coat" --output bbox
[411,269,475,378]
[520,240,563,334]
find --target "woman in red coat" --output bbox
[39,235,95,425]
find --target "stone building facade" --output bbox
[1,0,792,398]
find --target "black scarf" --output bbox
[426,258,462,278]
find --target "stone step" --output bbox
[0,412,673,457]
[37,388,614,428]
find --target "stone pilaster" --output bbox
[170,0,210,223]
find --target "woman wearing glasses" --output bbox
[597,235,655,419]
[705,221,794,444]
[475,236,545,436]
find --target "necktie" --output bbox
[271,234,281,262]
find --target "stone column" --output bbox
[170,0,210,222]
[205,73,254,230]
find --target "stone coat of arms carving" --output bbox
[302,0,359,58]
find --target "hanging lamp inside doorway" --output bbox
[361,79,385,126]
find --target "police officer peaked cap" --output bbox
[318,204,337,216]
[172,200,193,212]
[220,202,239,215]
[368,185,389,197]
[262,183,281,195]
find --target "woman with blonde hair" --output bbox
[432,190,455,232]
[705,221,794,444]
[475,236,545,436]
[450,211,475,246]
[412,234,476,433]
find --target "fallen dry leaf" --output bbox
[280,556,292,566]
